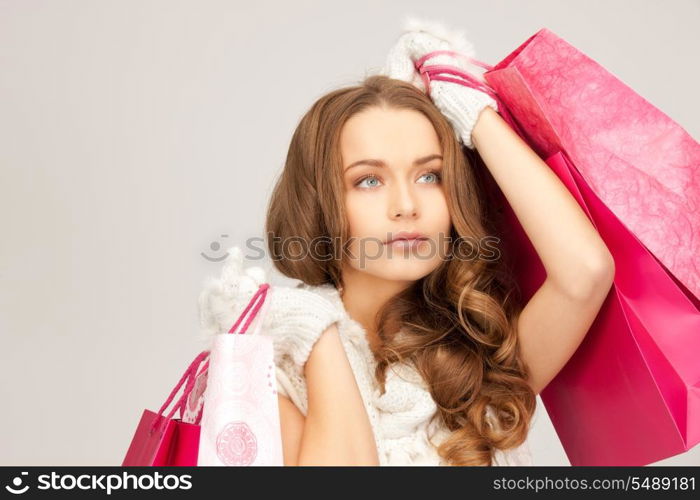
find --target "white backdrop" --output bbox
[0,0,698,466]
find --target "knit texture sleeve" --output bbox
[197,246,344,397]
[263,284,344,372]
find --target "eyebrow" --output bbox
[344,154,443,172]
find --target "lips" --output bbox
[384,231,429,244]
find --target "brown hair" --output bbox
[265,74,536,466]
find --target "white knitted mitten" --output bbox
[382,16,498,149]
[197,246,343,372]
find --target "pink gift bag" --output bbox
[122,351,208,466]
[498,151,700,465]
[196,283,283,466]
[481,28,700,301]
[122,283,282,466]
[414,28,700,465]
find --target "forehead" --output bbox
[339,107,441,162]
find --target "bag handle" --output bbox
[227,283,270,334]
[189,283,271,425]
[149,350,209,434]
[148,283,272,433]
[413,49,529,142]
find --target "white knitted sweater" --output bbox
[273,282,534,466]
[196,251,534,466]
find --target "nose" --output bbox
[388,181,418,220]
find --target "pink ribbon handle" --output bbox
[149,282,271,433]
[149,349,209,434]
[228,283,270,335]
[189,283,271,424]
[413,49,529,143]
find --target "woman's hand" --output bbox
[297,324,379,466]
[382,16,499,149]
[197,246,267,343]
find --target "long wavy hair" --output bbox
[265,74,536,466]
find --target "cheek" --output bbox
[441,201,452,230]
[345,193,384,236]
[425,190,452,228]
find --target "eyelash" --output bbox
[354,169,443,189]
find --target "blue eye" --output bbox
[355,175,382,189]
[354,170,442,189]
[418,171,442,184]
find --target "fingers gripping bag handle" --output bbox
[197,283,283,466]
[413,49,529,143]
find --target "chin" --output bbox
[362,257,441,283]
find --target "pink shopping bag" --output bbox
[414,28,700,465]
[122,283,281,466]
[121,351,208,466]
[196,283,284,466]
[497,151,700,465]
[481,28,700,301]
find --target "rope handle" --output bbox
[148,283,271,434]
[227,283,270,334]
[149,350,209,434]
[192,361,208,426]
[191,283,271,425]
[413,49,529,142]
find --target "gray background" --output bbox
[1,0,698,466]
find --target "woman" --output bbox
[198,20,615,466]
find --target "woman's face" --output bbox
[339,106,452,286]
